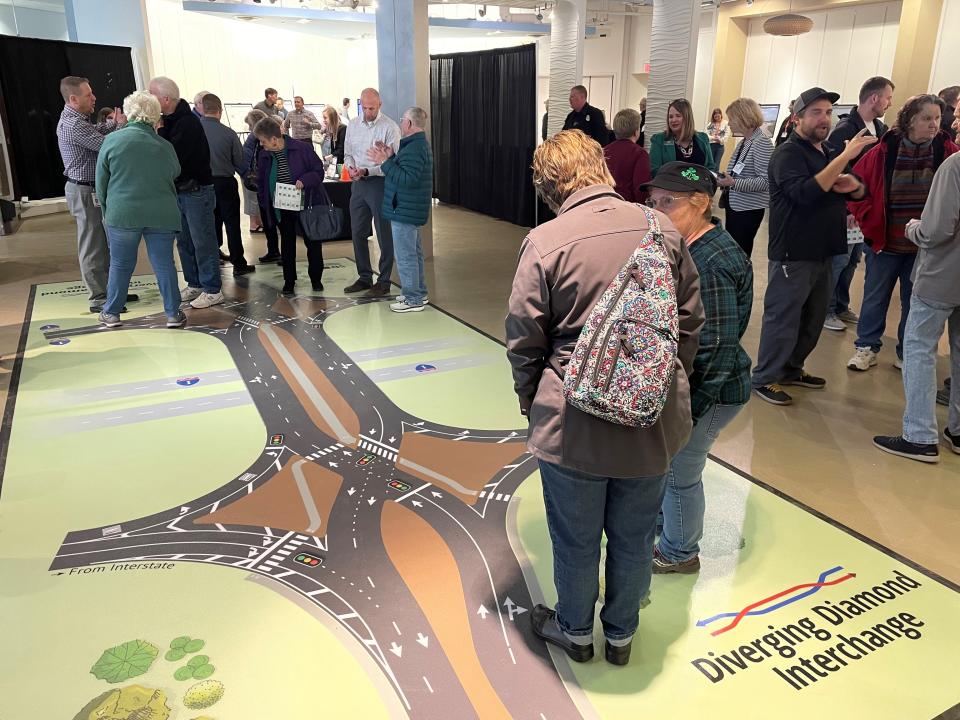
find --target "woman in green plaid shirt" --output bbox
[641,162,754,575]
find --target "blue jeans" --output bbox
[391,221,427,305]
[828,243,862,315]
[104,227,180,317]
[658,403,744,563]
[538,459,666,642]
[176,185,221,293]
[855,246,915,358]
[902,295,960,444]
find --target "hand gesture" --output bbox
[366,144,390,164]
[347,165,361,180]
[114,109,127,127]
[832,174,862,194]
[295,179,304,190]
[717,175,735,188]
[841,128,877,160]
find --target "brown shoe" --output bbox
[363,284,391,298]
[652,547,700,574]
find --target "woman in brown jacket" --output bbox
[506,130,703,666]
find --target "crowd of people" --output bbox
[507,78,960,666]
[55,70,958,668]
[56,78,435,324]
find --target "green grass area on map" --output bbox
[324,301,521,430]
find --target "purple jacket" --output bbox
[256,137,327,226]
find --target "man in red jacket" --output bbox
[846,94,959,373]
[603,109,651,203]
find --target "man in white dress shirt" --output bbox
[343,88,401,296]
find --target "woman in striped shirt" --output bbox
[717,98,773,257]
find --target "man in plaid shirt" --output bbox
[56,76,138,312]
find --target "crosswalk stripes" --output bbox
[357,439,398,462]
[478,490,511,502]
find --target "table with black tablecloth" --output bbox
[319,179,353,241]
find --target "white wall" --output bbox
[691,9,716,129]
[741,2,901,133]
[930,0,960,95]
[144,0,378,108]
[0,3,68,39]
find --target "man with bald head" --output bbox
[342,88,401,296]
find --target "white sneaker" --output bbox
[395,294,429,305]
[847,347,878,371]
[180,286,202,302]
[893,356,903,370]
[823,314,846,331]
[390,299,426,313]
[189,291,224,309]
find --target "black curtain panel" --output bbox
[0,35,135,200]
[430,44,536,227]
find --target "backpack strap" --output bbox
[562,191,622,214]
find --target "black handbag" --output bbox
[243,142,260,192]
[298,186,344,241]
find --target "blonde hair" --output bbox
[323,106,340,134]
[532,130,615,212]
[725,97,765,134]
[612,108,641,140]
[123,91,162,126]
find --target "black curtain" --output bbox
[430,44,536,227]
[0,35,136,200]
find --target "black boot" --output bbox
[530,604,594,662]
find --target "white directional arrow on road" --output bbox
[503,597,528,621]
[267,451,278,457]
[389,436,397,443]
[328,461,338,468]
[249,377,262,383]
[390,642,403,658]
[348,487,356,496]
[431,491,442,498]
[477,605,490,620]
[248,547,258,557]
[262,538,272,547]
[411,500,423,508]
[367,497,377,506]
[416,633,429,648]
[179,506,190,514]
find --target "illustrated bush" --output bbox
[183,680,225,709]
[175,654,215,681]
[90,640,159,683]
[166,636,208,670]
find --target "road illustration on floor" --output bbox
[1,259,958,720]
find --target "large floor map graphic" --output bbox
[1,260,958,719]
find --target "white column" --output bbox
[375,0,433,258]
[646,0,701,144]
[546,0,587,137]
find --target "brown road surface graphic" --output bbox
[381,502,511,720]
[396,433,526,505]
[259,323,359,446]
[184,305,238,329]
[195,455,342,534]
[271,296,329,320]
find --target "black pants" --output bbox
[213,177,247,267]
[724,207,765,257]
[260,202,280,257]
[275,209,324,287]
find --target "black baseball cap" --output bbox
[640,162,717,196]
[793,86,840,115]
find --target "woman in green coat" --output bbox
[96,90,184,328]
[649,98,717,176]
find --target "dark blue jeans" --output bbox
[176,184,222,293]
[828,243,862,315]
[855,246,916,358]
[538,459,666,642]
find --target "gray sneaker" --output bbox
[166,311,187,328]
[180,286,202,302]
[837,309,859,324]
[823,314,845,331]
[98,312,122,328]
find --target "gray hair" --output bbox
[404,106,428,129]
[193,90,209,106]
[123,90,162,126]
[244,109,267,130]
[148,76,180,102]
[612,108,640,139]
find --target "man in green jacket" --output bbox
[367,106,434,313]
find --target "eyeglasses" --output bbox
[644,195,687,211]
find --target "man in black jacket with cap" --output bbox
[149,76,223,309]
[752,87,876,406]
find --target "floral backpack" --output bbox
[562,204,679,427]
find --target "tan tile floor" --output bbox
[1,204,957,584]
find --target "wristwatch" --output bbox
[363,168,370,178]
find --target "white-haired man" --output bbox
[149,76,223,308]
[342,88,400,296]
[192,90,209,119]
[367,107,433,313]
[56,75,138,314]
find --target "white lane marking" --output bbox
[423,676,434,693]
[367,576,376,589]
[393,482,431,504]
[393,621,402,636]
[395,459,479,497]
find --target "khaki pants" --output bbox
[64,182,109,306]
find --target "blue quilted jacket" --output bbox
[381,131,433,227]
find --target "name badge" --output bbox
[665,140,675,147]
[732,162,746,175]
[92,196,101,208]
